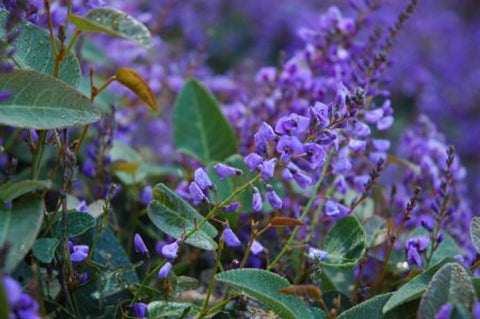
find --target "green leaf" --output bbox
[67,7,152,48]
[411,229,461,266]
[470,217,480,253]
[0,179,51,202]
[215,269,319,319]
[0,277,10,319]
[109,140,145,185]
[338,293,418,319]
[0,195,43,271]
[321,216,366,268]
[0,69,101,129]
[147,301,198,318]
[173,79,237,163]
[32,238,59,263]
[53,211,96,238]
[418,263,476,318]
[0,8,81,87]
[148,183,218,251]
[363,216,388,248]
[320,266,355,296]
[383,258,454,314]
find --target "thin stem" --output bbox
[129,262,165,305]
[31,131,47,179]
[268,151,332,270]
[44,0,57,56]
[199,241,224,319]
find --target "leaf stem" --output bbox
[199,240,224,319]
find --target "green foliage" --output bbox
[321,216,366,268]
[147,301,198,318]
[382,258,454,314]
[32,238,59,263]
[53,211,96,238]
[363,216,388,248]
[147,183,218,250]
[0,8,81,87]
[67,7,153,48]
[0,179,51,202]
[470,217,480,253]
[215,269,321,319]
[418,263,476,318]
[173,79,237,163]
[0,195,43,271]
[0,69,101,129]
[338,293,418,319]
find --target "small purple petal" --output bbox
[252,187,263,212]
[158,262,172,279]
[161,241,179,260]
[214,163,242,180]
[194,168,213,190]
[134,233,149,254]
[222,227,241,247]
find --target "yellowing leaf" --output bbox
[110,161,141,174]
[115,67,158,111]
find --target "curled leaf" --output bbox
[278,285,322,302]
[115,67,158,111]
[270,216,306,227]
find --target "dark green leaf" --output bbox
[0,279,9,319]
[383,258,454,314]
[470,217,480,253]
[418,263,476,318]
[147,183,218,251]
[322,216,366,268]
[0,195,43,271]
[215,269,320,319]
[338,293,418,319]
[147,301,198,318]
[0,179,51,202]
[32,238,59,263]
[67,7,152,48]
[320,267,355,297]
[0,8,81,87]
[173,79,237,163]
[0,70,101,129]
[53,211,96,238]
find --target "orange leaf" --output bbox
[110,161,140,174]
[115,67,158,111]
[269,216,305,227]
[278,285,322,301]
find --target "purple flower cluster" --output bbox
[2,276,41,319]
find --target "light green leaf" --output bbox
[322,216,366,268]
[0,8,81,87]
[215,269,319,319]
[338,293,418,319]
[418,263,476,318]
[53,211,96,238]
[147,301,198,318]
[173,79,237,163]
[470,217,480,253]
[67,7,152,48]
[0,69,101,129]
[0,179,51,202]
[363,216,388,248]
[109,140,145,185]
[147,183,218,251]
[32,238,59,263]
[383,258,454,314]
[0,195,43,271]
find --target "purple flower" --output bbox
[139,186,153,205]
[276,135,303,162]
[324,200,340,216]
[158,262,172,279]
[405,235,430,267]
[252,187,263,212]
[364,108,383,123]
[224,202,240,212]
[70,245,90,263]
[266,185,282,210]
[307,247,328,261]
[250,240,264,255]
[435,303,453,319]
[348,139,366,152]
[256,67,277,83]
[304,143,326,169]
[3,276,22,305]
[161,241,179,260]
[222,227,241,247]
[245,153,263,171]
[292,171,312,189]
[213,163,242,179]
[254,122,276,146]
[260,158,277,180]
[188,181,208,205]
[275,114,310,137]
[377,116,394,130]
[372,139,390,152]
[131,302,148,318]
[353,121,371,138]
[194,168,213,190]
[473,302,480,319]
[134,233,149,254]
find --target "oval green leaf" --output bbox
[321,216,366,268]
[67,7,152,48]
[53,211,96,238]
[418,263,476,318]
[173,79,237,163]
[32,238,59,264]
[215,269,320,319]
[0,69,101,129]
[338,293,418,319]
[147,183,218,251]
[470,217,480,253]
[0,8,81,87]
[0,195,43,271]
[147,301,197,318]
[0,180,51,202]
